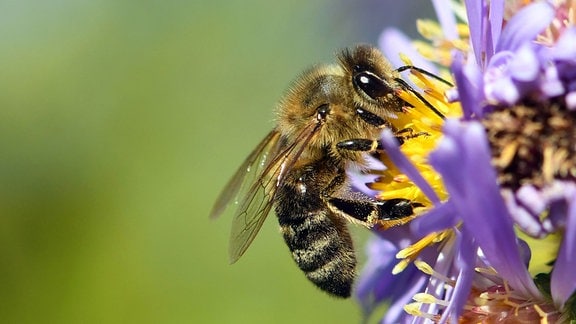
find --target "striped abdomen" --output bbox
[275,175,356,298]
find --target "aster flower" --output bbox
[356,0,576,322]
[356,226,443,323]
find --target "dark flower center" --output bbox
[482,100,576,191]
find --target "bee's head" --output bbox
[276,62,388,156]
[338,45,409,115]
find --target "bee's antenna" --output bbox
[393,77,445,119]
[395,65,454,87]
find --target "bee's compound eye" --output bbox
[353,72,393,100]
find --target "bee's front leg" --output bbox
[336,129,429,153]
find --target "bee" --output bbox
[210,45,447,298]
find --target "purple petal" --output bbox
[378,28,437,73]
[485,50,514,74]
[451,52,483,118]
[551,190,576,308]
[356,236,398,309]
[484,74,519,104]
[429,120,541,298]
[438,232,475,324]
[509,44,540,82]
[483,51,522,104]
[410,201,458,237]
[550,27,576,63]
[539,181,576,232]
[496,1,554,52]
[380,130,440,204]
[464,0,485,67]
[356,228,435,323]
[381,270,429,324]
[431,0,458,40]
[503,189,547,237]
[517,238,532,269]
[461,0,503,65]
[487,0,504,58]
[516,185,547,215]
[567,91,576,110]
[445,88,459,103]
[347,155,385,196]
[541,64,565,97]
[482,5,495,64]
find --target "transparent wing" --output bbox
[227,123,319,263]
[210,130,282,220]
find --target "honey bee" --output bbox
[210,45,446,298]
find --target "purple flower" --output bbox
[356,227,439,324]
[455,1,576,112]
[356,0,576,322]
[433,0,576,318]
[424,120,548,320]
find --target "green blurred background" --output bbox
[0,1,433,323]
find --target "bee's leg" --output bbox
[326,197,421,229]
[355,107,389,127]
[336,139,381,152]
[337,128,431,152]
[393,128,429,145]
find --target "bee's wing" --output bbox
[224,124,320,264]
[210,130,282,220]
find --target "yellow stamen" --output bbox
[403,302,439,321]
[396,89,425,111]
[413,293,450,306]
[403,302,424,316]
[424,88,448,104]
[542,145,554,183]
[532,304,549,324]
[415,260,456,285]
[396,232,439,259]
[399,53,413,66]
[416,19,444,40]
[474,266,498,276]
[457,23,470,37]
[414,260,434,275]
[392,259,410,275]
[409,72,438,93]
[396,230,450,259]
